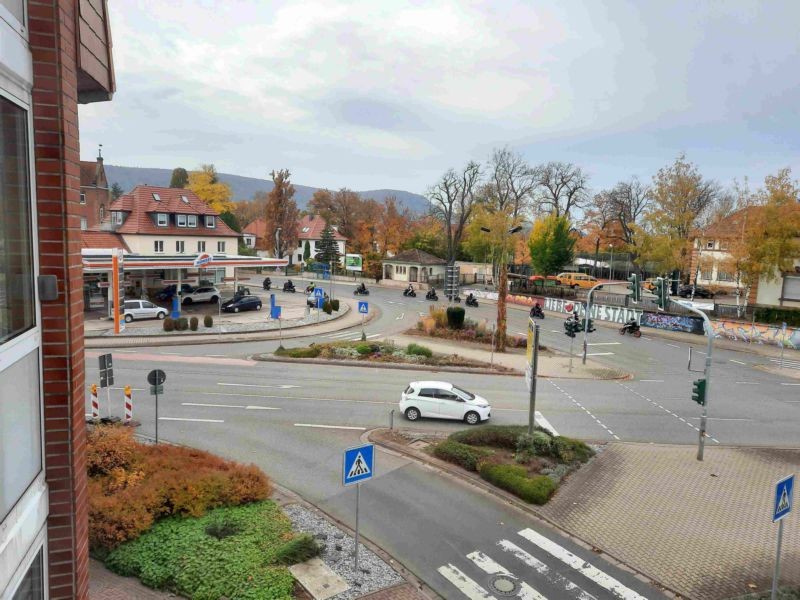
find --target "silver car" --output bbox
[123,300,167,322]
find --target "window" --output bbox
[124,301,139,310]
[80,217,88,231]
[700,270,712,281]
[706,240,715,250]
[177,214,187,227]
[80,192,86,204]
[187,214,197,227]
[782,275,800,301]
[418,388,437,397]
[717,271,733,282]
[157,213,168,227]
[152,192,161,201]
[302,227,310,233]
[245,237,253,246]
[181,195,189,204]
[99,204,105,221]
[297,254,302,262]
[111,211,123,225]
[154,240,164,253]
[719,240,729,251]
[11,548,44,600]
[176,240,185,253]
[197,241,206,252]
[206,215,215,228]
[217,241,226,253]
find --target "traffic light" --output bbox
[691,378,707,406]
[584,317,595,333]
[654,277,669,310]
[627,273,640,303]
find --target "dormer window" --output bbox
[181,195,189,204]
[111,211,123,226]
[187,214,197,227]
[152,192,161,202]
[205,215,215,228]
[177,214,187,227]
[156,213,168,227]
[302,227,310,233]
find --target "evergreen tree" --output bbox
[219,210,240,233]
[169,167,189,188]
[315,223,341,265]
[303,240,311,262]
[111,182,124,200]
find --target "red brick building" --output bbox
[0,0,115,598]
[78,152,111,230]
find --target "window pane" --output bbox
[0,97,35,344]
[11,548,44,600]
[0,350,42,520]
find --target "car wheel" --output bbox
[404,407,420,421]
[256,304,262,311]
[157,312,166,320]
[464,411,480,425]
[234,307,240,313]
[124,314,133,323]
[211,296,219,303]
[183,298,193,305]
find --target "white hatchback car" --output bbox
[123,300,167,322]
[400,381,491,425]
[181,286,220,305]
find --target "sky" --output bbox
[79,0,800,196]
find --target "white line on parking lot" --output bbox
[159,417,224,423]
[294,423,366,430]
[729,359,747,365]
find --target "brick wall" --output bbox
[29,1,90,598]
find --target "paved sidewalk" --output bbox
[538,443,800,600]
[89,559,176,599]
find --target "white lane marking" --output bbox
[535,411,559,437]
[639,380,664,383]
[206,354,228,357]
[729,359,747,365]
[497,540,595,600]
[587,342,621,346]
[218,382,300,389]
[734,382,759,385]
[780,383,800,386]
[437,564,496,600]
[159,352,183,355]
[88,386,146,391]
[246,405,281,410]
[199,392,385,405]
[365,333,381,339]
[550,330,561,334]
[690,417,750,421]
[467,551,546,600]
[587,352,614,356]
[549,381,618,440]
[786,400,800,403]
[325,331,359,339]
[396,313,405,320]
[114,349,137,353]
[665,343,681,349]
[517,529,647,600]
[158,417,224,423]
[293,423,366,430]
[183,402,244,408]
[641,336,653,340]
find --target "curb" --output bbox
[367,429,683,600]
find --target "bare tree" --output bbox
[488,147,536,220]
[533,162,589,218]
[609,177,650,248]
[427,161,482,262]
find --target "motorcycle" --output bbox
[305,284,315,294]
[354,285,370,296]
[425,290,439,301]
[447,295,461,303]
[530,305,545,319]
[465,296,479,307]
[283,282,296,293]
[403,288,417,298]
[262,278,271,291]
[619,319,641,337]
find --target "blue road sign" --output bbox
[774,474,794,522]
[270,305,281,319]
[343,443,374,486]
[316,297,325,309]
[314,287,325,298]
[358,301,369,314]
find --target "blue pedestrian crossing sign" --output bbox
[313,287,325,299]
[343,443,374,486]
[358,301,369,314]
[773,474,794,522]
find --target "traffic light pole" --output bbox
[581,282,605,365]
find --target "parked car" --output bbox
[221,295,262,313]
[556,272,598,289]
[123,300,167,322]
[155,283,194,301]
[678,284,715,299]
[400,381,491,425]
[181,286,221,305]
[642,278,659,292]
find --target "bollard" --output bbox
[389,409,394,430]
[90,383,99,422]
[124,385,133,424]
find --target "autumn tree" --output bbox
[169,167,189,188]
[402,216,446,258]
[265,169,299,259]
[110,182,124,200]
[532,162,589,218]
[428,161,482,263]
[528,215,576,276]
[379,197,413,255]
[309,188,362,239]
[607,178,650,268]
[187,164,234,214]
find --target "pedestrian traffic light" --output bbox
[627,273,640,303]
[691,378,707,406]
[584,317,595,333]
[654,277,669,310]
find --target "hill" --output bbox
[103,165,429,213]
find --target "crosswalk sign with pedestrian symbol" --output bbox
[343,443,374,486]
[773,474,794,522]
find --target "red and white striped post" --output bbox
[124,385,133,424]
[90,384,99,422]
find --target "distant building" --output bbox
[242,217,267,252]
[382,249,447,283]
[78,151,112,230]
[294,215,347,265]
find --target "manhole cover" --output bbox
[488,574,520,596]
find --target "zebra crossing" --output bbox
[437,527,649,600]
[321,330,381,342]
[769,357,800,370]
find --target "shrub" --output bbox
[406,343,433,358]
[446,306,466,329]
[189,316,199,331]
[275,345,321,358]
[450,425,530,449]
[433,440,491,471]
[323,300,333,315]
[203,314,213,328]
[551,436,594,463]
[272,533,320,565]
[516,431,553,460]
[330,298,340,312]
[162,317,174,332]
[429,305,447,328]
[478,463,556,504]
[355,343,372,355]
[87,425,140,476]
[754,306,800,327]
[176,317,189,331]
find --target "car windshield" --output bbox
[452,386,475,400]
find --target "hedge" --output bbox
[162,317,174,332]
[203,314,213,328]
[274,345,321,358]
[450,425,531,449]
[478,463,556,504]
[446,306,466,329]
[406,343,433,357]
[753,307,800,328]
[189,316,199,331]
[432,440,491,472]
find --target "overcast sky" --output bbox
[79,0,800,196]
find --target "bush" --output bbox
[447,306,466,329]
[272,533,320,565]
[203,314,213,328]
[189,316,199,331]
[355,343,372,355]
[176,317,189,331]
[331,298,340,312]
[551,436,594,463]
[450,425,530,449]
[429,305,447,328]
[754,306,800,327]
[433,440,491,471]
[478,463,556,504]
[516,431,553,460]
[275,345,321,358]
[162,317,174,332]
[323,300,333,315]
[406,343,433,358]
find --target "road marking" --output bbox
[549,381,618,440]
[586,352,614,356]
[641,336,653,340]
[729,359,747,365]
[396,313,405,320]
[114,349,137,353]
[518,528,647,600]
[159,352,183,355]
[665,343,681,349]
[245,405,281,410]
[735,381,759,385]
[365,333,380,339]
[88,386,146,391]
[183,402,244,408]
[497,540,595,600]
[199,391,385,405]
[218,382,300,389]
[587,342,621,346]
[690,417,751,421]
[466,552,546,600]
[437,564,496,600]
[325,331,358,339]
[293,423,366,430]
[158,417,224,423]
[786,400,800,403]
[535,411,559,437]
[639,380,664,383]
[780,383,800,386]
[550,330,561,334]
[206,354,227,357]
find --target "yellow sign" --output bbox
[526,317,534,363]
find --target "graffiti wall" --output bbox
[640,313,705,335]
[708,320,800,349]
[543,297,643,324]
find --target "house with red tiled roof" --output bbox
[242,218,267,251]
[78,151,111,230]
[293,214,347,265]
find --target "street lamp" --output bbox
[608,243,614,282]
[480,226,491,288]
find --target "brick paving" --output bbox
[89,559,177,599]
[538,443,800,600]
[358,583,429,600]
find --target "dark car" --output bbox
[221,295,263,313]
[155,283,194,301]
[678,284,714,299]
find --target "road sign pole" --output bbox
[528,323,540,436]
[106,385,112,419]
[354,482,360,579]
[772,519,784,600]
[361,312,365,338]
[155,388,159,444]
[582,283,604,365]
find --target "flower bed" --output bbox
[413,306,528,348]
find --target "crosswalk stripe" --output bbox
[498,540,596,600]
[467,551,547,600]
[517,529,647,600]
[325,331,357,339]
[437,564,496,599]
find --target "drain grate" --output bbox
[487,573,520,597]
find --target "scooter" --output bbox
[466,296,479,307]
[620,319,641,337]
[425,290,439,301]
[403,288,417,298]
[530,305,545,319]
[354,286,370,296]
[283,282,296,293]
[262,278,271,291]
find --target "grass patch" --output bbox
[730,588,800,600]
[478,463,556,504]
[432,440,492,471]
[105,501,304,599]
[275,345,321,358]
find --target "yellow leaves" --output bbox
[187,165,234,214]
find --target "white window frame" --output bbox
[187,214,197,227]
[176,240,185,253]
[79,191,86,204]
[205,215,215,228]
[111,211,123,226]
[197,241,205,252]
[80,217,87,230]
[176,214,187,227]
[706,240,715,250]
[154,240,164,253]
[217,241,226,253]
[157,213,168,227]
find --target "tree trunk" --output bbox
[496,261,508,352]
[592,238,600,278]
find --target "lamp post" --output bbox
[480,226,491,289]
[608,243,614,282]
